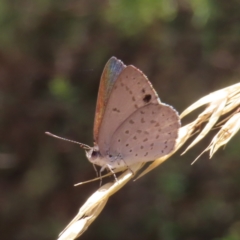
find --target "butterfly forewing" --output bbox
[97,65,163,156]
[94,57,126,142]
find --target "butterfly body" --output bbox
[86,145,126,170]
[85,57,181,170]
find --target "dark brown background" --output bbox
[1,0,240,239]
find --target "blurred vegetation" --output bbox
[0,0,240,240]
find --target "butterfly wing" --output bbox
[94,57,126,142]
[96,64,164,156]
[109,103,180,165]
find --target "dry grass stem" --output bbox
[203,111,240,159]
[58,163,143,240]
[59,82,240,240]
[181,82,240,155]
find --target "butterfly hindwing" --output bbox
[109,103,180,165]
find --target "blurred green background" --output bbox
[1,0,240,239]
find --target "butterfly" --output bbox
[46,57,180,172]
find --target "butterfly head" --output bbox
[85,145,105,167]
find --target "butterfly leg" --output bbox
[105,164,119,183]
[121,159,134,176]
[92,163,98,177]
[99,165,109,186]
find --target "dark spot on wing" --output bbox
[143,94,152,103]
[112,108,120,113]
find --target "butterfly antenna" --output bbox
[45,132,91,150]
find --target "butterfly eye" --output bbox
[91,151,99,158]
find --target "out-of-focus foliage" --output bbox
[105,0,178,35]
[0,0,240,240]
